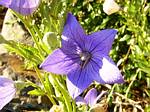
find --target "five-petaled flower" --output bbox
[0,0,40,15]
[0,77,16,110]
[40,13,124,98]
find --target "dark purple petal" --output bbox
[67,60,102,98]
[40,48,80,75]
[89,57,106,83]
[62,13,86,50]
[84,88,97,107]
[61,39,82,56]
[98,56,124,84]
[67,67,93,98]
[0,0,40,15]
[86,29,117,55]
[0,77,16,110]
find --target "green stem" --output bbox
[34,67,56,105]
[125,70,139,98]
[45,73,55,95]
[52,75,73,112]
[72,100,77,112]
[48,74,67,112]
[107,84,117,103]
[12,11,44,60]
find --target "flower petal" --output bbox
[0,77,14,86]
[86,29,117,55]
[67,60,101,98]
[40,48,80,75]
[84,88,97,107]
[75,96,86,105]
[67,67,93,98]
[0,0,40,15]
[103,0,120,15]
[62,13,86,50]
[98,56,124,84]
[66,78,84,99]
[0,86,16,110]
[95,91,107,103]
[0,77,16,110]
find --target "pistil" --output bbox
[80,51,91,68]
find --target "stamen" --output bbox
[80,51,91,68]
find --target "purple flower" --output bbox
[76,88,107,107]
[40,13,124,98]
[0,0,40,15]
[0,77,16,110]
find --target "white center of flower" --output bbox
[80,52,91,68]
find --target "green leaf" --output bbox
[6,40,42,65]
[119,34,130,42]
[140,67,150,74]
[28,88,45,96]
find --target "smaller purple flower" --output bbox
[40,13,124,99]
[0,0,40,15]
[0,77,16,110]
[76,88,107,107]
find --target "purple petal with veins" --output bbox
[0,77,16,110]
[0,0,40,15]
[84,88,97,107]
[76,88,107,107]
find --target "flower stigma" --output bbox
[79,51,92,68]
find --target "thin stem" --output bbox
[34,67,56,105]
[125,69,140,98]
[113,92,144,112]
[52,75,73,112]
[72,100,77,112]
[107,84,117,103]
[12,11,44,60]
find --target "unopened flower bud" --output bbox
[43,32,59,50]
[103,0,120,15]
